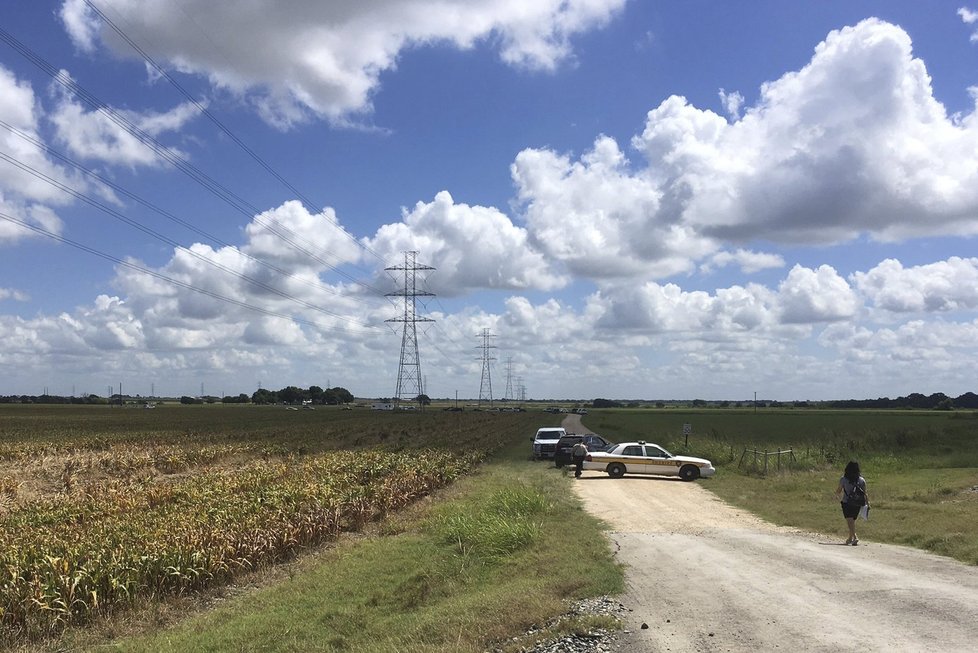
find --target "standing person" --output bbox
[572,439,589,478]
[835,460,869,545]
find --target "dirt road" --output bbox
[563,415,978,652]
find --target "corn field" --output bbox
[0,404,541,646]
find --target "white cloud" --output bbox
[366,190,567,296]
[60,0,626,127]
[512,136,713,279]
[960,7,978,42]
[852,257,978,313]
[718,88,744,120]
[0,288,29,302]
[47,73,201,167]
[700,249,785,274]
[778,264,860,324]
[510,18,978,284]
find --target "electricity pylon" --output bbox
[503,356,515,401]
[386,251,434,408]
[477,328,496,408]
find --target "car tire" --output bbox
[607,463,626,478]
[679,465,700,481]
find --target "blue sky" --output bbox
[1,1,978,401]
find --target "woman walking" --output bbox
[835,460,869,545]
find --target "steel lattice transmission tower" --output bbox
[386,251,434,408]
[503,356,515,401]
[476,328,496,407]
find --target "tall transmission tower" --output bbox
[386,251,435,408]
[476,328,496,407]
[503,356,515,401]
[517,376,527,402]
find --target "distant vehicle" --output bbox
[531,427,567,460]
[584,441,715,481]
[553,433,614,468]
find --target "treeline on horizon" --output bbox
[593,391,978,410]
[0,385,354,406]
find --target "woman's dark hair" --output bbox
[844,460,861,482]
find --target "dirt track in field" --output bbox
[563,414,978,652]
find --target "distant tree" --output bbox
[936,397,954,411]
[955,392,978,409]
[655,402,665,408]
[593,398,622,408]
[691,399,707,407]
[324,387,354,405]
[180,396,201,405]
[415,394,431,406]
[278,386,306,405]
[251,388,277,405]
[308,385,325,404]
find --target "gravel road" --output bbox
[562,415,978,652]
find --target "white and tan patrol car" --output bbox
[583,441,715,481]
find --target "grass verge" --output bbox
[66,438,622,653]
[705,464,978,563]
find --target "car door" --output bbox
[642,444,680,476]
[618,445,645,474]
[584,435,611,452]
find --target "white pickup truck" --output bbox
[531,426,567,460]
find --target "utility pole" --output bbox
[476,328,496,408]
[503,356,515,401]
[386,251,435,409]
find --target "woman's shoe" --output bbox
[845,537,853,545]
[851,538,858,546]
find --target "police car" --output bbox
[583,441,715,481]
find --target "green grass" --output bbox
[588,408,978,564]
[63,435,623,653]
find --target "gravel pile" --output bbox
[487,596,631,653]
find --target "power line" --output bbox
[0,149,368,326]
[0,26,386,296]
[80,0,388,266]
[0,118,360,305]
[0,211,375,337]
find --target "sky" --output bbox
[1,1,978,402]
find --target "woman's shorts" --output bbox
[841,501,862,519]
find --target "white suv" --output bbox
[531,427,566,460]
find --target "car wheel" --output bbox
[607,463,626,478]
[679,465,700,481]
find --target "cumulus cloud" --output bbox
[61,0,626,127]
[700,249,785,275]
[366,190,566,296]
[718,88,744,120]
[961,7,978,42]
[0,65,80,243]
[852,256,978,313]
[778,265,860,323]
[0,288,29,302]
[512,136,712,279]
[513,18,978,282]
[47,73,202,167]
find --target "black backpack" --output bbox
[846,480,866,507]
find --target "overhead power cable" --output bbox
[0,149,370,327]
[0,211,375,337]
[0,25,387,296]
[81,0,388,265]
[0,118,356,304]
